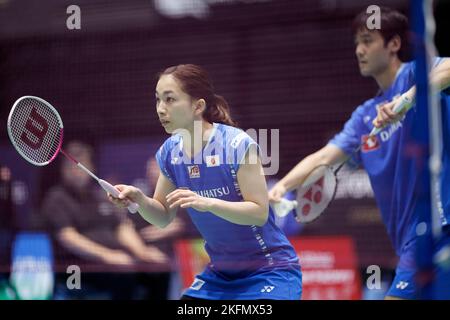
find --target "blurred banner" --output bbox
[10,232,54,300]
[292,236,361,300]
[175,236,362,300]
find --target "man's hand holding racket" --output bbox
[269,91,415,223]
[373,90,415,130]
[268,184,287,203]
[101,249,135,266]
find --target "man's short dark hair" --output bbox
[352,6,411,61]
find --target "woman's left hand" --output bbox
[166,188,212,212]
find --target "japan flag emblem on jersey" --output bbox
[361,134,380,152]
[206,155,220,167]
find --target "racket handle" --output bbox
[369,94,413,136]
[369,126,382,137]
[271,198,298,217]
[98,179,139,214]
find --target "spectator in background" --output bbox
[129,157,197,300]
[0,165,14,281]
[41,141,168,299]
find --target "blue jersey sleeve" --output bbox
[440,92,450,228]
[328,103,368,165]
[228,130,260,173]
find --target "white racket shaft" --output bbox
[75,163,139,214]
[98,179,139,214]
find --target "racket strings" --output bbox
[296,165,337,223]
[9,97,63,164]
[322,168,338,204]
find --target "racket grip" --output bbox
[98,179,139,214]
[369,94,413,137]
[369,126,382,137]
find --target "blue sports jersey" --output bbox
[329,58,448,255]
[440,91,450,231]
[156,123,300,278]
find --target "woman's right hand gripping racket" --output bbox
[271,93,414,223]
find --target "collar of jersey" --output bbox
[376,62,407,99]
[178,122,219,162]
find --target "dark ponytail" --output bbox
[203,94,237,127]
[158,64,237,127]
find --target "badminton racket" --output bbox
[272,93,413,223]
[7,95,139,214]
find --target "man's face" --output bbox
[354,29,392,77]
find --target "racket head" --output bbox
[294,164,337,223]
[7,96,64,166]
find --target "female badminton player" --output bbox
[108,64,302,300]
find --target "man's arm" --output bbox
[57,227,134,265]
[139,217,185,242]
[116,221,169,264]
[402,58,450,102]
[269,144,347,202]
[374,58,450,128]
[429,58,450,93]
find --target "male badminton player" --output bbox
[109,64,302,300]
[269,7,450,299]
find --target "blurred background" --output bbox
[0,0,449,300]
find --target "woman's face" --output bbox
[155,74,198,134]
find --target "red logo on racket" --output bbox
[361,134,379,152]
[20,107,49,149]
[301,177,324,216]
